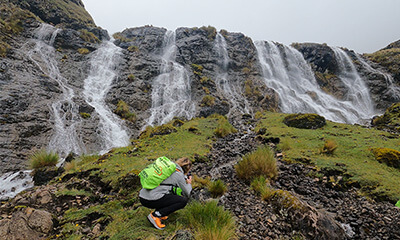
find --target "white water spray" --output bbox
[146,30,196,126]
[82,40,130,151]
[0,171,33,201]
[355,53,400,101]
[28,24,84,156]
[214,33,251,116]
[255,41,376,124]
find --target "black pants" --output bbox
[140,194,188,217]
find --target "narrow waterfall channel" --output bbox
[82,40,130,152]
[29,24,84,156]
[214,33,251,116]
[255,41,377,124]
[146,30,196,127]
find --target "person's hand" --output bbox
[186,175,192,184]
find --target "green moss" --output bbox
[77,48,90,54]
[244,79,261,99]
[365,48,400,77]
[213,114,237,138]
[79,112,90,119]
[283,113,326,129]
[127,45,139,52]
[201,95,215,107]
[371,147,400,169]
[79,29,99,43]
[114,100,136,122]
[112,32,133,43]
[200,26,217,41]
[372,103,400,132]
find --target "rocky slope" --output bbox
[1,0,399,174]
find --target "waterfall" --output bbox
[0,171,33,201]
[255,41,376,124]
[355,53,400,101]
[214,33,251,116]
[82,40,130,151]
[28,24,84,156]
[330,47,376,118]
[146,30,196,126]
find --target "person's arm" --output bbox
[175,172,192,198]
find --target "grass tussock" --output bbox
[213,114,237,138]
[250,176,275,201]
[29,149,59,169]
[114,100,136,122]
[321,139,338,155]
[207,179,228,198]
[235,145,278,181]
[180,201,236,240]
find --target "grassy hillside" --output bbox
[54,115,237,239]
[256,111,400,202]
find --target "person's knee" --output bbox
[178,196,188,208]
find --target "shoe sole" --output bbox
[147,214,164,230]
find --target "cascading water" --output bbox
[214,33,251,116]
[28,24,84,156]
[146,30,196,126]
[330,47,376,118]
[82,40,130,151]
[355,53,400,101]
[255,41,376,124]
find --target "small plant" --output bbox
[29,149,59,169]
[201,95,215,107]
[321,139,338,155]
[64,160,76,172]
[200,76,210,84]
[180,200,236,240]
[127,74,135,81]
[77,48,90,55]
[114,100,136,122]
[193,175,211,189]
[127,45,139,52]
[208,179,228,198]
[235,145,278,181]
[79,112,91,119]
[79,29,99,43]
[213,115,237,138]
[191,64,204,76]
[250,176,275,201]
[202,86,210,94]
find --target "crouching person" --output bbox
[139,157,192,230]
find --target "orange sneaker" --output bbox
[147,213,165,230]
[160,216,168,220]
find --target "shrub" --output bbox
[371,147,400,169]
[193,175,211,189]
[127,45,139,52]
[180,200,236,240]
[79,29,99,43]
[29,149,59,169]
[208,179,228,198]
[64,160,76,172]
[283,113,326,129]
[77,48,90,54]
[321,139,338,155]
[250,176,275,201]
[127,74,135,81]
[201,95,215,107]
[213,116,237,138]
[114,100,136,122]
[235,145,278,181]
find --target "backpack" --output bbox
[139,156,177,190]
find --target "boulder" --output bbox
[283,113,326,129]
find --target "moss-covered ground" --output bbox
[56,116,237,239]
[256,111,400,202]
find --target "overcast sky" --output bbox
[82,0,400,53]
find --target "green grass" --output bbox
[179,200,236,240]
[29,149,59,169]
[235,145,278,181]
[213,114,237,138]
[256,111,400,201]
[74,116,219,189]
[208,179,228,198]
